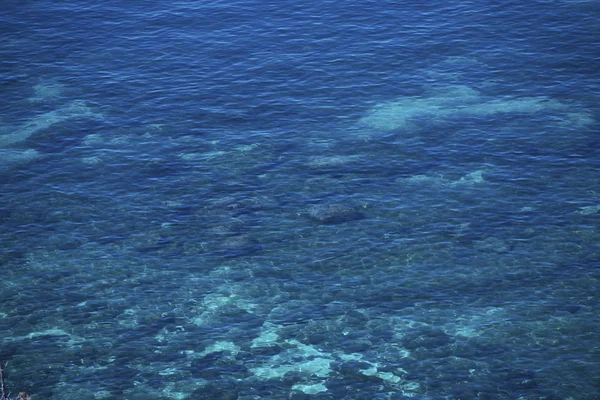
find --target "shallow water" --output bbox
[1,1,599,399]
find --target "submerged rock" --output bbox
[474,237,510,253]
[217,235,261,257]
[306,155,360,169]
[0,149,42,170]
[307,203,365,224]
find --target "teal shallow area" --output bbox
[1,1,600,399]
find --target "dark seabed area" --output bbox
[1,1,599,399]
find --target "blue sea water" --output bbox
[1,0,600,398]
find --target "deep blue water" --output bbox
[1,1,599,399]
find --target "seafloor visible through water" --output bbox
[1,1,599,399]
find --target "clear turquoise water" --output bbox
[1,1,599,399]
